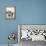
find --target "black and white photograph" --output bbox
[5,6,16,20]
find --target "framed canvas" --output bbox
[5,6,16,20]
[18,24,46,41]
